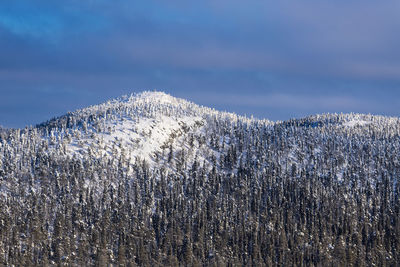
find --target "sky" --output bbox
[1,0,400,128]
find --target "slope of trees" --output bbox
[0,92,399,266]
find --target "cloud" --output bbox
[1,0,399,81]
[1,0,400,127]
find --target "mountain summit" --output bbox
[38,91,257,170]
[0,91,399,266]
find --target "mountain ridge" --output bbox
[36,91,398,130]
[30,91,400,173]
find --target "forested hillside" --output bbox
[0,92,399,266]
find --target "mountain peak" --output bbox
[39,90,209,168]
[118,91,178,105]
[115,91,189,109]
[133,90,175,102]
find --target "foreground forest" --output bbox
[0,92,399,266]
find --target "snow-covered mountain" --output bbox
[35,91,270,175]
[34,91,399,171]
[0,91,399,266]
[33,91,400,182]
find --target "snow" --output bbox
[132,91,179,105]
[343,119,372,127]
[66,115,205,166]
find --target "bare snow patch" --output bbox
[66,115,205,167]
[343,120,371,127]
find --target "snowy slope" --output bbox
[66,114,205,165]
[41,91,256,171]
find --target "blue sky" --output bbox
[1,0,400,127]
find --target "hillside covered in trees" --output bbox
[0,92,399,266]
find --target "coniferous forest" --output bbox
[0,92,399,266]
